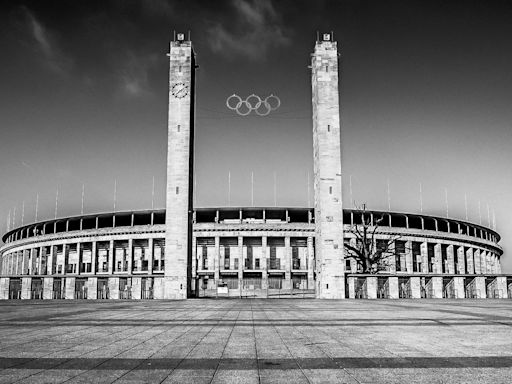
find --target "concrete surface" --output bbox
[0,299,511,383]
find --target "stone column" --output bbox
[420,242,428,273]
[21,277,31,299]
[148,238,154,275]
[47,246,54,276]
[261,236,268,290]
[410,277,421,299]
[76,242,82,275]
[431,277,443,298]
[496,256,502,274]
[131,277,142,299]
[38,246,44,275]
[495,276,507,298]
[457,247,465,274]
[30,249,36,275]
[307,236,314,289]
[347,277,356,299]
[65,277,75,299]
[238,236,243,296]
[127,239,133,274]
[109,277,119,299]
[108,240,114,274]
[91,242,97,275]
[481,250,488,274]
[453,277,465,298]
[283,237,291,291]
[388,276,399,299]
[465,248,474,274]
[42,277,53,299]
[0,278,9,300]
[474,276,486,298]
[214,236,220,285]
[22,250,28,275]
[473,249,481,274]
[434,244,442,274]
[190,236,197,295]
[87,277,98,300]
[366,276,377,299]
[447,245,455,274]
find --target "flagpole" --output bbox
[307,171,310,207]
[35,193,39,222]
[151,176,155,210]
[464,193,468,221]
[113,179,117,213]
[419,182,423,213]
[444,188,449,218]
[228,171,231,207]
[81,184,85,215]
[54,188,59,219]
[273,171,277,207]
[251,171,254,207]
[21,201,25,226]
[387,178,391,211]
[349,175,353,207]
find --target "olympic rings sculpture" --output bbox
[226,94,281,116]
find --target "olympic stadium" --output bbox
[0,33,510,300]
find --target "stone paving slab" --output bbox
[0,299,511,383]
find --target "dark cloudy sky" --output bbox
[1,0,511,272]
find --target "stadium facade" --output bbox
[0,34,509,300]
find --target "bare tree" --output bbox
[344,204,403,274]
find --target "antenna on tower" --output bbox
[188,30,191,41]
[173,30,176,42]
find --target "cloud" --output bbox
[118,51,159,97]
[21,7,72,74]
[207,0,290,60]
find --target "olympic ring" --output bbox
[225,94,281,116]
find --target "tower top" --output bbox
[314,32,337,52]
[317,32,334,42]
[170,31,192,47]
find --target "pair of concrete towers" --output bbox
[164,33,344,299]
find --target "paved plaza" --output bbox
[0,299,511,383]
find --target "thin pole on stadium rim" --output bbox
[444,188,449,218]
[151,176,155,210]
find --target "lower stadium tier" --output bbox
[0,207,509,299]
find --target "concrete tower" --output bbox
[164,34,196,299]
[311,33,345,299]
